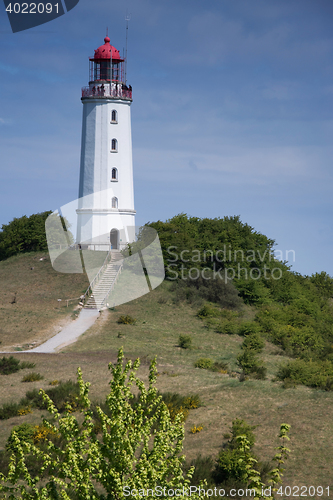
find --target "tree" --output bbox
[0,349,201,499]
[0,350,290,499]
[0,212,52,261]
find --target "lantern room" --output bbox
[89,36,125,83]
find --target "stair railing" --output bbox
[82,249,113,306]
[99,260,124,310]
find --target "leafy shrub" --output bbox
[0,211,52,261]
[276,359,333,390]
[33,424,59,444]
[211,361,229,374]
[183,455,216,488]
[182,395,202,409]
[197,304,220,319]
[117,315,136,325]
[237,350,266,379]
[21,372,44,383]
[25,380,80,412]
[241,333,265,353]
[213,419,257,485]
[6,423,35,452]
[0,357,35,375]
[178,334,192,349]
[155,392,201,422]
[0,402,21,420]
[49,380,59,386]
[0,356,20,375]
[237,322,261,337]
[173,273,243,310]
[20,361,36,370]
[215,320,238,335]
[194,357,213,369]
[229,418,256,449]
[17,406,32,416]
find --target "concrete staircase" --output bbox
[85,251,123,310]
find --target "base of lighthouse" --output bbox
[76,203,136,251]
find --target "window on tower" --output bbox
[111,168,118,181]
[112,197,118,209]
[111,139,118,152]
[111,110,118,123]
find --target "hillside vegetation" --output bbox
[0,213,333,490]
[147,214,333,390]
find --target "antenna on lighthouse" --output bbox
[124,12,131,85]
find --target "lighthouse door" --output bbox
[110,228,119,249]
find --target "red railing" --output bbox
[81,86,132,100]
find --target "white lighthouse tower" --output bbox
[76,35,136,250]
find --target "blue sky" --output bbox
[0,0,333,276]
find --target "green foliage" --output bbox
[195,357,214,369]
[215,320,238,334]
[194,358,228,374]
[0,349,202,499]
[21,372,44,383]
[241,333,265,353]
[178,334,192,349]
[238,321,261,337]
[174,274,243,310]
[237,349,267,379]
[25,380,81,412]
[0,402,22,420]
[19,361,36,370]
[276,359,333,390]
[229,418,256,449]
[0,356,35,375]
[197,304,220,318]
[214,419,290,498]
[184,455,216,488]
[117,314,136,324]
[6,423,35,452]
[0,356,20,375]
[0,211,52,261]
[0,380,80,420]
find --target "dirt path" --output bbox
[1,309,99,354]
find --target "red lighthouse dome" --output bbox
[91,36,124,62]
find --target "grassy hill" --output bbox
[1,211,333,491]
[0,252,89,350]
[0,255,332,487]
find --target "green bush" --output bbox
[6,423,35,452]
[19,361,36,370]
[183,455,216,488]
[117,315,136,325]
[197,304,220,319]
[215,320,238,335]
[211,361,229,373]
[0,402,21,420]
[25,380,80,412]
[21,372,44,383]
[276,359,333,390]
[241,333,265,353]
[0,357,35,375]
[178,335,192,349]
[0,211,52,261]
[0,356,20,375]
[194,358,213,369]
[237,350,266,379]
[238,322,261,337]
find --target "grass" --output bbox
[0,252,89,350]
[0,259,332,488]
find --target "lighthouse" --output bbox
[76,35,136,250]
